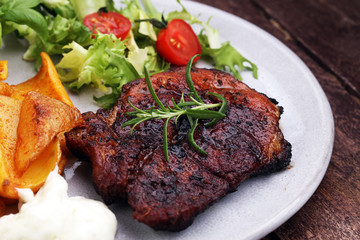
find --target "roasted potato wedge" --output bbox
[0,61,8,81]
[1,137,66,199]
[0,93,77,199]
[0,96,21,158]
[0,82,13,96]
[14,91,83,174]
[0,95,21,199]
[17,137,65,192]
[11,52,73,106]
[0,53,83,201]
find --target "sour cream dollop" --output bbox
[0,168,117,240]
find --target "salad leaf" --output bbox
[41,0,70,9]
[17,14,92,66]
[118,0,141,20]
[93,90,121,110]
[138,10,157,41]
[119,0,158,41]
[199,32,258,80]
[158,0,222,49]
[56,33,140,108]
[0,0,89,63]
[5,0,40,9]
[141,0,162,20]
[143,45,170,75]
[55,41,88,82]
[40,0,77,18]
[3,9,48,42]
[0,0,49,46]
[70,0,106,21]
[124,30,170,76]
[105,0,117,12]
[125,31,149,74]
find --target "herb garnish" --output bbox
[122,55,228,161]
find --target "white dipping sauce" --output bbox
[0,168,117,240]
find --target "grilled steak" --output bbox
[65,67,292,231]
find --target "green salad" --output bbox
[0,0,257,109]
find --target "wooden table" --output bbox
[192,0,360,239]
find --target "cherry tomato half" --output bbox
[83,11,131,40]
[156,19,202,66]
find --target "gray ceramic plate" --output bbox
[0,0,334,239]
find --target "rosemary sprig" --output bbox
[122,55,228,161]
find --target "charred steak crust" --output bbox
[65,67,292,231]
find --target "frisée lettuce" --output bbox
[57,33,140,109]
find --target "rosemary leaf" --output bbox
[186,109,226,119]
[144,66,167,111]
[163,118,171,162]
[185,55,204,104]
[205,92,228,127]
[188,118,208,156]
[177,102,198,108]
[130,117,153,135]
[122,117,146,128]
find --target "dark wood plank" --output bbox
[252,0,360,97]
[191,0,360,239]
[192,0,281,37]
[324,0,360,22]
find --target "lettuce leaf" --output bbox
[69,0,105,21]
[56,33,141,108]
[119,0,158,41]
[141,0,162,19]
[125,30,169,76]
[198,32,258,80]
[40,0,77,18]
[55,41,88,82]
[18,14,92,67]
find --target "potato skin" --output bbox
[14,91,83,175]
[0,52,83,200]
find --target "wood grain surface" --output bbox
[192,0,360,239]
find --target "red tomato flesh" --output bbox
[83,11,131,40]
[156,19,202,66]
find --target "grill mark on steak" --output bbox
[65,66,292,231]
